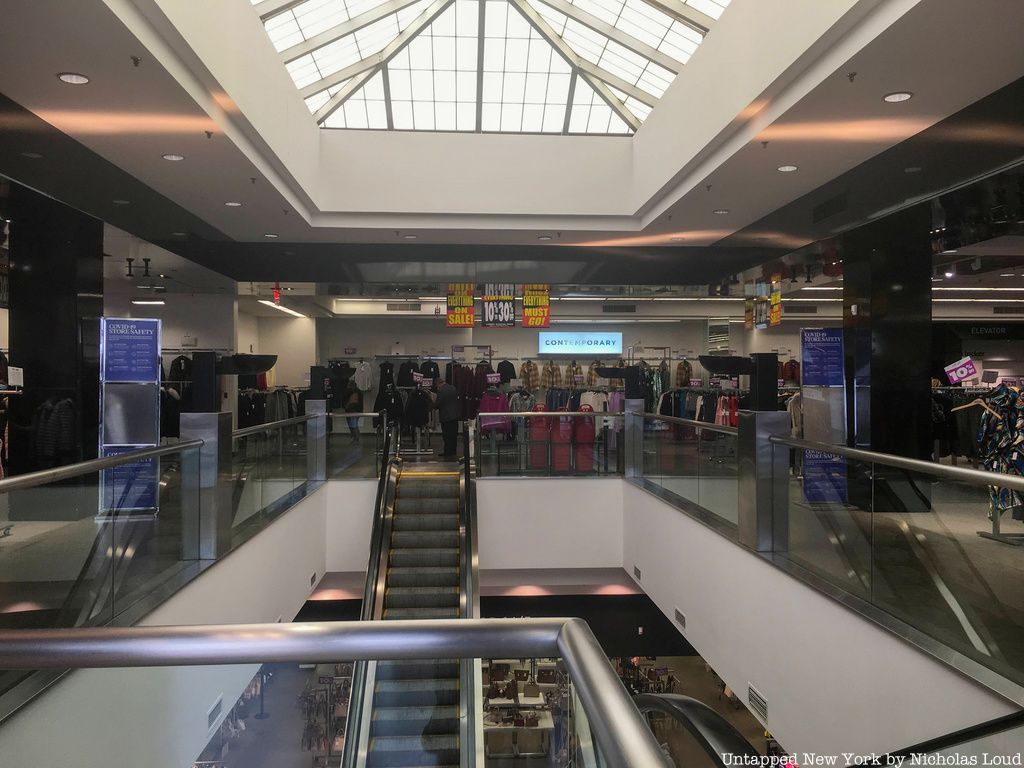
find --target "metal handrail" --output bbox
[643,413,739,436]
[0,618,669,767]
[459,422,482,767]
[0,440,204,494]
[232,414,314,438]
[632,694,760,766]
[477,411,618,417]
[771,435,1024,492]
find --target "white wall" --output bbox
[0,485,329,768]
[258,316,316,387]
[621,482,1016,754]
[325,480,377,572]
[477,478,624,569]
[104,292,237,352]
[237,310,259,355]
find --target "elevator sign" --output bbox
[944,356,978,384]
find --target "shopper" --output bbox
[436,380,460,458]
[344,380,363,445]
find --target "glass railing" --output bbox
[0,409,330,719]
[0,618,668,767]
[771,435,1024,691]
[630,413,739,532]
[475,411,624,477]
[0,441,201,703]
[326,412,388,479]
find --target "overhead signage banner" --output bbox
[744,299,754,330]
[801,328,844,387]
[538,331,622,355]
[482,283,515,328]
[446,283,474,328]
[944,356,978,384]
[769,274,782,327]
[522,284,550,328]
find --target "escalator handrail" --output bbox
[459,421,483,767]
[342,419,401,768]
[633,693,761,766]
[875,708,1024,760]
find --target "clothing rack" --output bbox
[162,348,234,354]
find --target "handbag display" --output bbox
[525,714,539,727]
[523,682,540,698]
[537,669,555,684]
[514,669,529,681]
[513,716,526,727]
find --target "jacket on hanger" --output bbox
[353,361,373,391]
[675,360,693,387]
[379,361,395,387]
[496,359,517,383]
[519,361,540,390]
[420,360,441,385]
[397,360,419,387]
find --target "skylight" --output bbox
[252,0,729,134]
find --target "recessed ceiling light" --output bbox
[112,199,130,205]
[20,151,43,159]
[57,72,89,85]
[403,234,417,239]
[777,165,799,173]
[884,91,913,103]
[171,231,186,236]
[224,201,242,207]
[904,166,922,174]
[670,237,683,241]
[537,235,553,241]
[158,273,167,278]
[263,233,279,238]
[1000,273,1015,277]
[131,299,165,306]
[944,270,954,278]
[161,153,185,162]
[713,209,730,215]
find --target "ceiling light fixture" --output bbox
[801,287,843,291]
[224,201,242,207]
[904,166,922,174]
[112,199,130,205]
[933,287,1024,292]
[1000,273,1015,277]
[538,235,553,241]
[670,237,683,242]
[20,152,43,159]
[777,165,799,173]
[258,299,305,318]
[263,233,279,238]
[131,299,165,306]
[712,209,730,215]
[161,153,184,162]
[403,234,417,240]
[57,72,89,85]
[944,270,954,278]
[884,91,913,103]
[171,232,186,236]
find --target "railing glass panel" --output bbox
[327,413,386,479]
[475,412,623,477]
[772,437,1024,689]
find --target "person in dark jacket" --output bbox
[436,381,460,458]
[344,380,363,444]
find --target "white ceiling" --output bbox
[0,0,1022,249]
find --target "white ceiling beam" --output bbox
[279,0,426,63]
[640,0,713,34]
[507,0,640,132]
[577,60,657,107]
[254,0,307,22]
[311,0,455,120]
[534,0,681,74]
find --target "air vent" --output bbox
[602,304,637,313]
[812,190,848,224]
[207,696,223,730]
[747,684,768,724]
[633,565,642,581]
[674,608,686,630]
[784,304,818,315]
[993,306,1024,315]
[386,302,421,312]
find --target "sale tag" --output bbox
[412,371,423,382]
[944,356,978,384]
[486,373,502,385]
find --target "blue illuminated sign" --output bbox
[538,332,623,355]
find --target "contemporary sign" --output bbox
[446,283,474,328]
[801,328,844,387]
[944,356,978,384]
[482,283,515,328]
[538,332,622,355]
[522,284,550,328]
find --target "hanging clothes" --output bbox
[519,360,540,390]
[396,360,419,387]
[496,359,517,383]
[564,362,584,388]
[353,361,373,391]
[373,385,404,426]
[977,385,1024,520]
[675,360,693,387]
[420,360,441,385]
[541,361,562,389]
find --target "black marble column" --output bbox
[842,205,933,511]
[7,182,102,478]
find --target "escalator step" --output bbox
[392,513,459,531]
[392,531,459,548]
[371,705,460,736]
[397,481,459,499]
[394,498,459,514]
[374,679,460,707]
[375,660,460,680]
[385,587,459,609]
[384,606,460,619]
[389,548,459,567]
[386,567,459,587]
[365,734,460,768]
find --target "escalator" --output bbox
[344,424,479,767]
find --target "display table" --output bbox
[483,712,555,731]
[484,692,546,707]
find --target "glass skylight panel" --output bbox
[256,0,725,133]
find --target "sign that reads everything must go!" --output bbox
[522,284,550,327]
[446,283,474,328]
[482,283,515,327]
[538,332,623,355]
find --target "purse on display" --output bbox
[482,668,490,685]
[525,714,539,727]
[491,663,510,681]
[523,682,540,697]
[514,669,529,681]
[513,715,526,727]
[537,669,555,684]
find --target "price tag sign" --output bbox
[689,378,702,387]
[419,378,434,389]
[945,356,978,384]
[482,283,515,327]
[486,373,502,385]
[412,371,423,383]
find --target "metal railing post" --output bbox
[180,443,202,561]
[305,401,328,483]
[180,412,234,559]
[736,410,790,552]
